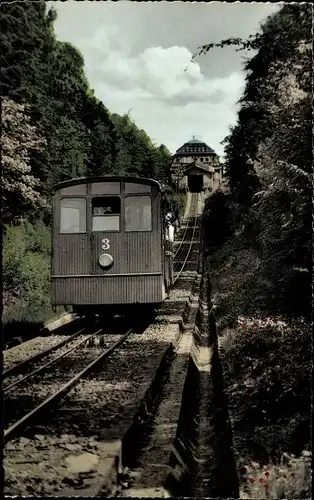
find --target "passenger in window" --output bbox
[165,211,172,226]
[173,219,179,237]
[165,211,174,242]
[168,224,174,242]
[173,207,180,236]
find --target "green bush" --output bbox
[23,219,51,255]
[3,220,52,324]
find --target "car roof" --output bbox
[53,176,162,193]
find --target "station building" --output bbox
[170,137,223,193]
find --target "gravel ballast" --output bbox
[4,274,197,496]
[4,335,71,373]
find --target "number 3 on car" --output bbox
[102,238,110,250]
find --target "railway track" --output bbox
[4,327,133,443]
[173,193,199,283]
[3,326,100,393]
[3,325,88,379]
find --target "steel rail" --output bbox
[4,328,133,443]
[4,327,102,393]
[173,194,198,272]
[173,225,194,268]
[173,194,199,284]
[173,215,198,284]
[173,217,191,260]
[2,326,88,380]
[173,223,195,272]
[173,195,198,260]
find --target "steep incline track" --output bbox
[173,193,199,283]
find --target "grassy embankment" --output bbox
[203,198,311,499]
[3,221,65,341]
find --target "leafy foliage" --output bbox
[220,319,311,498]
[111,113,171,180]
[3,221,51,308]
[0,1,56,101]
[1,98,47,222]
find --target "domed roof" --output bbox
[175,137,216,156]
[186,138,203,144]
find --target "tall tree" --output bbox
[0,1,56,101]
[111,114,171,179]
[41,41,91,186]
[82,97,116,176]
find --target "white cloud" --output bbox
[81,36,245,154]
[50,1,279,155]
[86,39,244,106]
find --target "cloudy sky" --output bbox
[49,1,281,156]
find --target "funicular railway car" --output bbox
[51,176,174,317]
